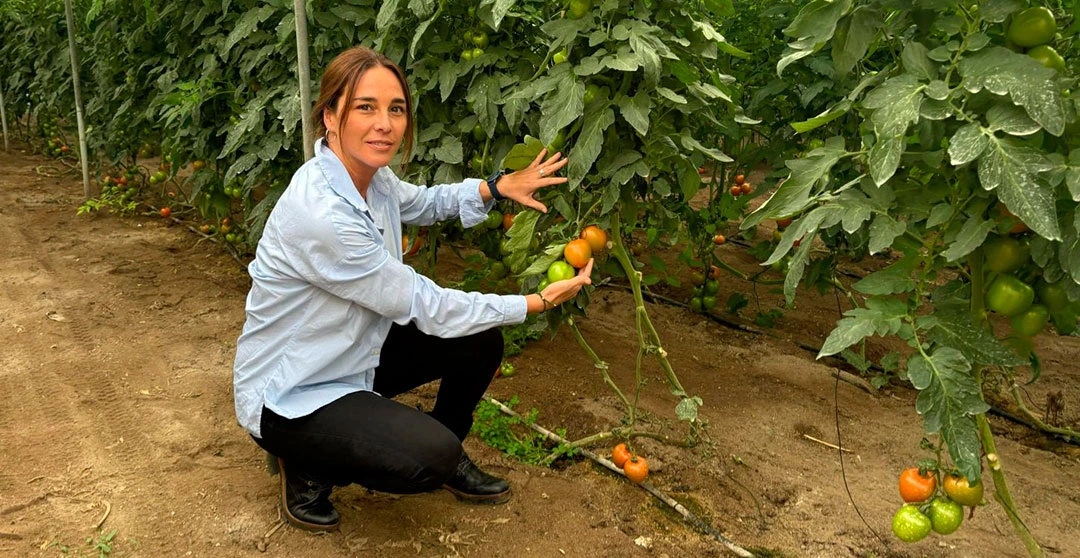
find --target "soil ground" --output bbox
[1,143,1079,558]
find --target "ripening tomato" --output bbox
[899,467,937,503]
[713,234,726,245]
[943,473,984,507]
[776,217,793,229]
[580,225,607,252]
[563,238,592,268]
[159,207,171,218]
[623,456,648,483]
[730,185,741,197]
[740,183,754,195]
[612,443,631,468]
[734,174,745,185]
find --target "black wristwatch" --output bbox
[486,168,506,201]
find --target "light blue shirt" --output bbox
[234,139,529,438]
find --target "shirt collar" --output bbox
[314,137,372,213]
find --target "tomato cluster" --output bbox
[728,173,754,198]
[538,226,604,291]
[610,443,648,484]
[1007,7,1066,73]
[891,466,984,543]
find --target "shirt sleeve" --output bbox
[281,205,528,337]
[390,170,495,229]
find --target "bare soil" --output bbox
[1,144,1079,558]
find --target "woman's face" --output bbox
[325,65,408,174]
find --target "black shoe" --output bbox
[276,457,340,531]
[443,453,511,505]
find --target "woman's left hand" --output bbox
[490,148,568,213]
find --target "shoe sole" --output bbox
[442,484,512,505]
[276,458,340,532]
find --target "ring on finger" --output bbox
[539,167,545,177]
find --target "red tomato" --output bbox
[612,443,631,469]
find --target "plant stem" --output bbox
[969,251,1045,558]
[568,318,632,418]
[610,211,688,397]
[1008,383,1080,443]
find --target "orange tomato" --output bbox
[709,264,721,280]
[730,185,741,197]
[403,234,423,256]
[734,174,745,185]
[580,225,608,253]
[899,467,937,503]
[624,456,648,484]
[502,212,515,231]
[612,443,631,469]
[563,238,592,268]
[159,207,171,218]
[740,183,754,195]
[713,234,726,245]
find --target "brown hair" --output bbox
[311,46,414,165]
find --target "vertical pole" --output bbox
[294,0,314,161]
[63,0,91,198]
[0,83,9,152]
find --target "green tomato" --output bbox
[472,123,486,141]
[983,236,1028,274]
[989,275,1036,317]
[892,504,932,543]
[704,279,720,295]
[1037,280,1070,312]
[547,261,575,283]
[986,274,1035,317]
[689,297,703,313]
[471,48,484,59]
[472,31,489,48]
[537,277,550,292]
[1007,7,1057,48]
[584,84,601,105]
[1011,304,1050,338]
[484,210,503,230]
[567,0,590,19]
[552,49,568,65]
[499,361,516,377]
[461,49,474,62]
[1028,44,1066,73]
[463,30,474,44]
[547,129,567,152]
[702,295,716,311]
[928,498,964,535]
[499,237,511,256]
[489,261,508,280]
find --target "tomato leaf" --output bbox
[831,7,879,77]
[700,0,734,18]
[853,258,917,295]
[783,234,813,304]
[947,123,988,166]
[923,311,1027,367]
[568,107,615,188]
[869,135,904,186]
[478,0,516,30]
[978,137,1060,240]
[617,89,651,136]
[863,74,924,137]
[778,0,853,77]
[907,347,986,483]
[1066,149,1080,202]
[818,298,907,358]
[901,41,936,81]
[743,138,846,229]
[942,214,996,262]
[791,100,851,134]
[674,396,702,421]
[223,6,275,59]
[868,214,906,255]
[979,0,1025,23]
[960,47,1065,136]
[502,137,545,171]
[987,103,1040,137]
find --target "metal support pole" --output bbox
[294,0,314,161]
[64,0,91,198]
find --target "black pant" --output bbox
[253,322,503,494]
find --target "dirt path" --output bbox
[1,145,1078,558]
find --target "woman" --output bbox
[233,46,592,532]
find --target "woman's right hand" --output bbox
[530,259,594,313]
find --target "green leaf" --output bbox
[979,0,1025,23]
[868,214,906,255]
[978,137,1060,240]
[568,108,615,188]
[926,203,954,228]
[869,135,903,186]
[907,347,988,483]
[942,214,996,262]
[680,131,732,163]
[618,89,651,136]
[1067,150,1080,202]
[539,68,584,148]
[479,0,517,29]
[960,47,1066,136]
[519,243,563,276]
[674,396,702,422]
[901,41,936,81]
[502,136,545,171]
[818,298,908,358]
[222,6,276,58]
[791,100,851,134]
[783,233,813,304]
[1061,214,1080,284]
[947,123,988,166]
[778,0,853,76]
[925,310,1028,367]
[701,0,735,17]
[987,103,1040,136]
[432,135,463,165]
[743,139,846,229]
[467,75,501,140]
[862,74,924,137]
[853,257,916,295]
[831,7,879,77]
[375,0,400,32]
